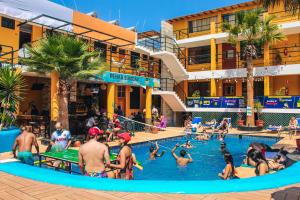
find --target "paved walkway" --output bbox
[1,171,300,200]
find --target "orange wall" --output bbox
[73,11,136,49]
[272,75,300,95]
[0,16,20,63]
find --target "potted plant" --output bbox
[255,102,264,128]
[0,66,26,153]
[192,90,200,98]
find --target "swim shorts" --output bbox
[86,171,108,178]
[18,151,34,165]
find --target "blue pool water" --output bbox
[129,134,278,181]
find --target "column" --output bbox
[264,42,270,96]
[15,67,22,115]
[125,86,131,117]
[210,22,217,96]
[145,87,152,124]
[50,71,59,122]
[236,80,243,96]
[107,83,115,119]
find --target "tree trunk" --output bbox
[58,80,69,130]
[246,56,255,126]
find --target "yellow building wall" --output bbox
[272,75,300,95]
[0,16,20,64]
[32,26,43,42]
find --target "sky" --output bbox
[51,0,249,32]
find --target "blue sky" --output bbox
[51,0,249,31]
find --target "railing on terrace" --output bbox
[0,41,161,79]
[174,10,300,40]
[137,32,188,69]
[157,78,187,104]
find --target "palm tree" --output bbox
[223,9,284,126]
[258,0,300,13]
[0,66,26,130]
[21,34,107,129]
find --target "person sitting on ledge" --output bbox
[12,126,39,165]
[218,152,236,180]
[107,114,121,142]
[78,127,113,178]
[171,144,193,167]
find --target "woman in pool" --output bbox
[247,149,269,176]
[149,142,165,160]
[180,140,193,149]
[218,152,235,180]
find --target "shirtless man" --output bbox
[12,126,39,165]
[171,144,193,166]
[149,142,165,160]
[78,127,112,178]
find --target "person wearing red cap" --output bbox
[78,127,111,178]
[107,114,122,142]
[107,132,134,180]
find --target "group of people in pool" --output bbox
[218,142,291,179]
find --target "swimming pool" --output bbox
[130,134,278,180]
[1,135,300,194]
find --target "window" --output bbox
[188,82,209,97]
[223,83,236,96]
[94,42,107,59]
[188,16,217,33]
[222,14,235,25]
[119,49,125,55]
[111,46,117,53]
[226,50,235,59]
[142,54,148,61]
[188,46,211,64]
[131,52,140,68]
[130,87,140,109]
[19,24,32,49]
[118,86,125,98]
[1,17,15,29]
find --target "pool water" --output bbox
[129,134,278,181]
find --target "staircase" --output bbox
[136,33,189,82]
[153,90,186,112]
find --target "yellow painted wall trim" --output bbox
[50,71,59,121]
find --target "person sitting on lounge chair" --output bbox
[217,119,228,140]
[184,116,192,135]
[288,116,298,137]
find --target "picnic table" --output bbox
[38,149,118,174]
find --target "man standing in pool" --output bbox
[171,144,193,166]
[78,127,113,178]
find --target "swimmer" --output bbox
[180,140,193,149]
[149,142,165,160]
[171,144,192,166]
[195,133,210,141]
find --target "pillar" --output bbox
[50,71,59,122]
[264,42,270,96]
[107,83,115,119]
[184,80,188,97]
[125,86,131,117]
[145,87,152,124]
[236,41,241,68]
[210,22,217,96]
[236,80,243,96]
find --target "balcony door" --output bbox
[222,43,236,69]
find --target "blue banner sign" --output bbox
[187,97,245,108]
[186,96,300,109]
[96,72,160,88]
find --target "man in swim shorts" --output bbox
[12,126,39,165]
[171,144,193,166]
[78,127,111,178]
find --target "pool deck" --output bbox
[0,127,300,200]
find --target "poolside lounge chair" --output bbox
[191,117,202,132]
[267,125,283,137]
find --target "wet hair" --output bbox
[224,152,234,175]
[150,145,155,153]
[247,149,267,164]
[186,140,190,145]
[180,149,186,157]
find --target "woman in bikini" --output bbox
[108,132,134,180]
